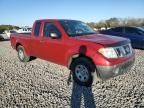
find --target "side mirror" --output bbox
[50,33,60,39]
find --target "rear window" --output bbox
[34,22,41,37]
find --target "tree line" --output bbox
[87,18,144,30]
[1,18,144,33]
[0,25,20,34]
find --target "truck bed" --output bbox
[10,33,32,51]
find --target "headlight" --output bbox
[98,47,118,58]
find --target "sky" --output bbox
[0,0,144,27]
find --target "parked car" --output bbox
[0,33,10,40]
[17,27,32,33]
[100,26,144,49]
[10,19,135,86]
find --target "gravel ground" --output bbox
[0,41,144,108]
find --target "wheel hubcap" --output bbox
[75,65,89,82]
[18,49,24,60]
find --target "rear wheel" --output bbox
[71,57,95,86]
[17,45,30,62]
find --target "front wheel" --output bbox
[17,45,30,62]
[71,57,95,87]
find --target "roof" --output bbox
[35,19,81,22]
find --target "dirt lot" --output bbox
[0,41,144,108]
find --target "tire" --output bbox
[71,57,95,87]
[17,45,30,62]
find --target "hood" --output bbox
[74,33,130,47]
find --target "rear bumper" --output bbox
[96,56,135,80]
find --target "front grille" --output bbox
[115,44,132,57]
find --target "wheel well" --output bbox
[69,54,101,79]
[16,43,22,51]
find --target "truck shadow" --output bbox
[70,82,96,108]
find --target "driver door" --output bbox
[39,22,66,65]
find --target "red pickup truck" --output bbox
[10,19,135,86]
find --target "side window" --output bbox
[34,22,41,37]
[111,27,123,33]
[125,27,139,35]
[43,22,61,38]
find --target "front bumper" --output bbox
[96,56,135,80]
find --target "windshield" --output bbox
[137,27,144,31]
[60,20,96,37]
